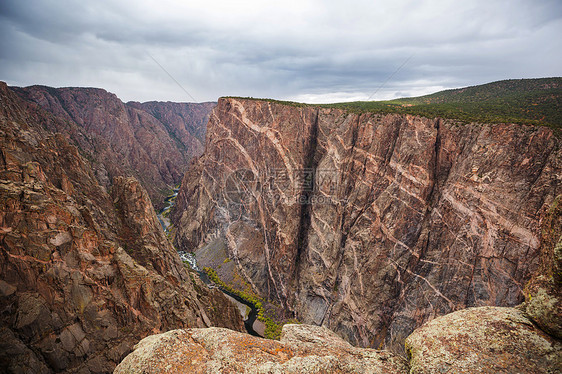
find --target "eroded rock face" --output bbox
[114,324,408,374]
[134,101,210,147]
[0,82,243,373]
[11,85,214,208]
[405,306,561,373]
[525,195,562,339]
[173,97,562,350]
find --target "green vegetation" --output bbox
[223,96,310,108]
[257,308,283,339]
[203,266,262,306]
[225,78,562,130]
[159,187,175,200]
[203,266,285,339]
[165,223,174,240]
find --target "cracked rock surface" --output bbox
[116,306,561,374]
[0,82,243,373]
[406,306,561,373]
[114,324,408,374]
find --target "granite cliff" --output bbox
[173,97,561,351]
[12,85,214,208]
[0,82,243,373]
[116,189,562,373]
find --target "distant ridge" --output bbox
[229,78,562,129]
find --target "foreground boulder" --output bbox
[405,306,561,373]
[116,305,562,373]
[114,324,408,373]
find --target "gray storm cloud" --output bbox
[0,0,561,103]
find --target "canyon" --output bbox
[1,78,561,373]
[172,96,561,352]
[117,193,562,373]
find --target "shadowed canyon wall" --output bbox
[12,85,214,208]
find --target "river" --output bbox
[157,190,263,337]
[156,188,178,234]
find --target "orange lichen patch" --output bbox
[130,331,210,374]
[193,328,295,364]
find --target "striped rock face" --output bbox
[173,97,561,350]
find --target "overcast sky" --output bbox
[1,0,561,103]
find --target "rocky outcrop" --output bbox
[115,307,560,373]
[114,324,408,374]
[172,97,561,350]
[11,85,214,208]
[0,82,242,373]
[403,193,562,373]
[405,306,561,373]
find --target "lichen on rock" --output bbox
[114,324,408,374]
[405,306,561,373]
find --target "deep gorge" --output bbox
[172,96,561,351]
[1,79,561,373]
[156,190,264,337]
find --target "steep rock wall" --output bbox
[173,97,561,350]
[11,85,214,208]
[0,83,243,373]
